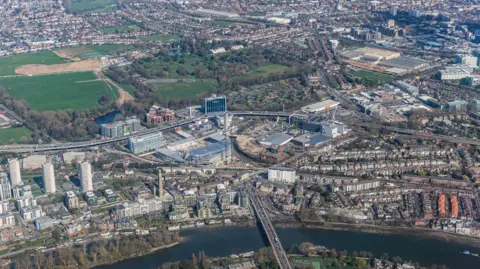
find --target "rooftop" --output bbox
[186,141,228,158]
[260,133,293,146]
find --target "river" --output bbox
[96,227,480,269]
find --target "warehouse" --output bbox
[301,100,340,113]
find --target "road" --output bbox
[248,189,292,269]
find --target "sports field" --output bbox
[0,127,32,145]
[139,34,180,42]
[351,70,394,85]
[0,51,67,76]
[101,24,140,34]
[152,80,217,99]
[71,0,115,12]
[0,72,118,111]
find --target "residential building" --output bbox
[8,158,21,187]
[12,183,32,199]
[0,214,15,229]
[20,206,43,221]
[0,174,11,201]
[146,106,175,125]
[204,95,227,114]
[111,198,163,219]
[64,191,79,210]
[100,117,141,138]
[268,167,296,183]
[42,161,56,193]
[79,161,93,192]
[128,132,166,154]
[15,197,36,210]
[341,180,381,192]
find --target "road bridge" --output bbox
[248,189,292,269]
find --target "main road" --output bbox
[248,188,292,269]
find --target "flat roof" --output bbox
[187,141,228,158]
[301,100,340,113]
[260,133,293,146]
[156,148,186,163]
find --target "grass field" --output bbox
[101,24,140,34]
[0,51,67,76]
[351,70,395,85]
[295,41,308,48]
[0,72,118,111]
[55,44,131,59]
[139,34,180,42]
[0,127,32,145]
[231,64,289,81]
[152,80,217,99]
[71,0,115,12]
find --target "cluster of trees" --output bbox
[288,242,449,269]
[15,230,176,269]
[0,88,119,142]
[159,251,209,269]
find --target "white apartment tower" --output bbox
[42,161,56,193]
[8,158,21,186]
[79,161,93,192]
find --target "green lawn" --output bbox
[295,41,308,48]
[71,0,115,12]
[0,72,118,111]
[117,82,136,94]
[100,24,140,34]
[145,55,206,78]
[152,80,218,99]
[351,70,395,85]
[0,127,32,145]
[0,51,67,77]
[139,34,180,42]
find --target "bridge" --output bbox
[248,188,292,269]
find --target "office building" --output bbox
[42,161,56,194]
[268,167,296,183]
[128,132,166,154]
[103,189,117,203]
[64,191,79,210]
[100,117,141,138]
[456,55,478,68]
[0,173,11,201]
[321,121,348,138]
[8,158,21,187]
[204,95,227,114]
[146,105,175,125]
[79,161,93,192]
[84,192,97,206]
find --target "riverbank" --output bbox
[90,240,181,268]
[273,219,480,248]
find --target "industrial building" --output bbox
[380,56,430,73]
[301,100,340,113]
[268,167,296,183]
[392,81,419,96]
[437,65,473,81]
[42,161,56,194]
[456,55,478,68]
[204,95,227,114]
[185,141,231,165]
[8,158,21,187]
[128,132,166,154]
[100,117,141,138]
[292,133,331,147]
[79,161,93,192]
[259,133,293,147]
[340,47,401,62]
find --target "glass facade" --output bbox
[204,96,227,114]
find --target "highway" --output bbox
[248,188,292,269]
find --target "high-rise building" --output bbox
[8,158,21,187]
[0,173,12,201]
[387,19,395,28]
[158,169,164,201]
[204,95,227,114]
[79,161,93,192]
[42,162,56,194]
[64,191,79,210]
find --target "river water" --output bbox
[96,226,480,269]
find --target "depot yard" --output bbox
[0,51,67,76]
[0,71,118,111]
[0,127,32,145]
[151,80,218,99]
